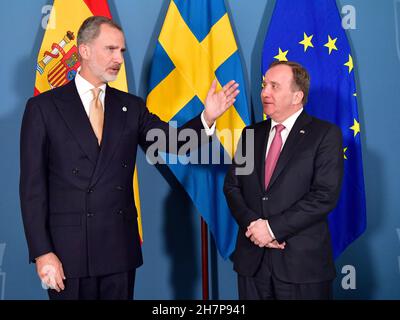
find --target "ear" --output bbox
[78,43,90,60]
[293,91,304,105]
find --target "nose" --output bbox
[261,85,270,98]
[114,50,124,64]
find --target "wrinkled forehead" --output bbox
[95,24,125,43]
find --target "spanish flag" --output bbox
[34,0,143,242]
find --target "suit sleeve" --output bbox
[224,128,260,229]
[19,98,53,262]
[269,125,344,242]
[135,97,208,153]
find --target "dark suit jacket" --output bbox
[20,80,204,278]
[224,111,343,283]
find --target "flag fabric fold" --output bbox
[261,0,366,258]
[34,0,143,241]
[147,0,250,258]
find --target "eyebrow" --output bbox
[105,45,126,52]
[263,80,279,86]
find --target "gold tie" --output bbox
[89,87,104,145]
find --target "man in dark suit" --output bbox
[224,61,343,300]
[20,16,239,300]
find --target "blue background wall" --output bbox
[0,0,399,299]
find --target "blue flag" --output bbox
[146,0,250,258]
[261,0,366,258]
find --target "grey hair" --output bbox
[77,16,123,46]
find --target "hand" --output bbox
[245,218,274,247]
[266,240,286,250]
[36,252,66,292]
[203,79,239,126]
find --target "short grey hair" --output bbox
[77,16,123,46]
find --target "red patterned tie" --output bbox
[264,124,285,189]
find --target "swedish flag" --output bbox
[262,0,366,258]
[147,0,250,258]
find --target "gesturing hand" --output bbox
[203,79,239,126]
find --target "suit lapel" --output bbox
[267,111,312,191]
[54,81,99,165]
[255,120,271,191]
[90,85,127,186]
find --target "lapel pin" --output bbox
[300,130,305,134]
[122,106,127,112]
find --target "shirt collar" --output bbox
[74,70,107,97]
[271,108,303,132]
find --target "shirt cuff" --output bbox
[266,220,276,239]
[200,111,216,136]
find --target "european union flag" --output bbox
[147,0,250,258]
[261,0,366,258]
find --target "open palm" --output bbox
[204,79,239,126]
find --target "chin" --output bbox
[103,74,118,83]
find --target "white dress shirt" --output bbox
[75,72,106,116]
[265,108,303,239]
[265,108,303,157]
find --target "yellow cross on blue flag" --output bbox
[146,0,250,258]
[262,0,366,258]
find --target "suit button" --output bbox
[116,186,124,191]
[262,196,269,201]
[117,209,123,214]
[87,188,94,193]
[122,162,128,168]
[72,168,79,175]
[87,212,94,217]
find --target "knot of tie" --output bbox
[91,87,101,102]
[274,123,285,134]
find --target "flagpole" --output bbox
[201,217,209,300]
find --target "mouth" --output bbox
[108,66,121,74]
[263,101,273,106]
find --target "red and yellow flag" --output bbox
[34,0,143,241]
